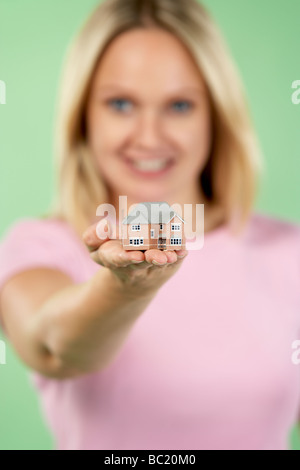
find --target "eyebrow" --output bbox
[96,84,205,96]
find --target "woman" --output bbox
[0,0,299,450]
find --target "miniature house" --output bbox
[122,201,185,251]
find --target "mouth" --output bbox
[122,155,175,177]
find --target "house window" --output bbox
[129,238,144,245]
[150,229,155,238]
[171,224,181,231]
[131,224,141,231]
[159,223,163,230]
[170,238,182,245]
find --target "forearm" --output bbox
[29,267,157,377]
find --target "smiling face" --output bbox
[86,27,213,213]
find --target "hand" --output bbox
[82,219,188,297]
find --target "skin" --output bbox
[84,26,221,268]
[0,27,222,378]
[2,25,298,443]
[86,27,212,218]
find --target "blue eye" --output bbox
[107,98,193,114]
[108,98,132,112]
[171,101,192,112]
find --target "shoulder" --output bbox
[244,212,300,298]
[1,215,70,235]
[244,211,300,246]
[0,215,89,269]
[240,212,300,276]
[0,216,91,290]
[1,216,82,248]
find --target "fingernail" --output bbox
[152,260,166,266]
[132,260,144,264]
[177,251,188,258]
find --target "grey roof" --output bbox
[122,201,185,225]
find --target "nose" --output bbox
[133,110,164,151]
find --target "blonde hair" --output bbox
[47,0,264,237]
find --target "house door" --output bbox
[158,237,166,249]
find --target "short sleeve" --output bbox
[0,217,85,323]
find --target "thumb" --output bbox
[82,219,110,252]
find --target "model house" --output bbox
[122,201,185,251]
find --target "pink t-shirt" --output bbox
[0,212,300,450]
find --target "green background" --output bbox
[0,0,299,450]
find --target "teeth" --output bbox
[131,158,170,171]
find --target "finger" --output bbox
[162,249,188,268]
[163,250,178,264]
[82,219,111,252]
[144,249,168,266]
[175,249,189,259]
[92,241,145,268]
